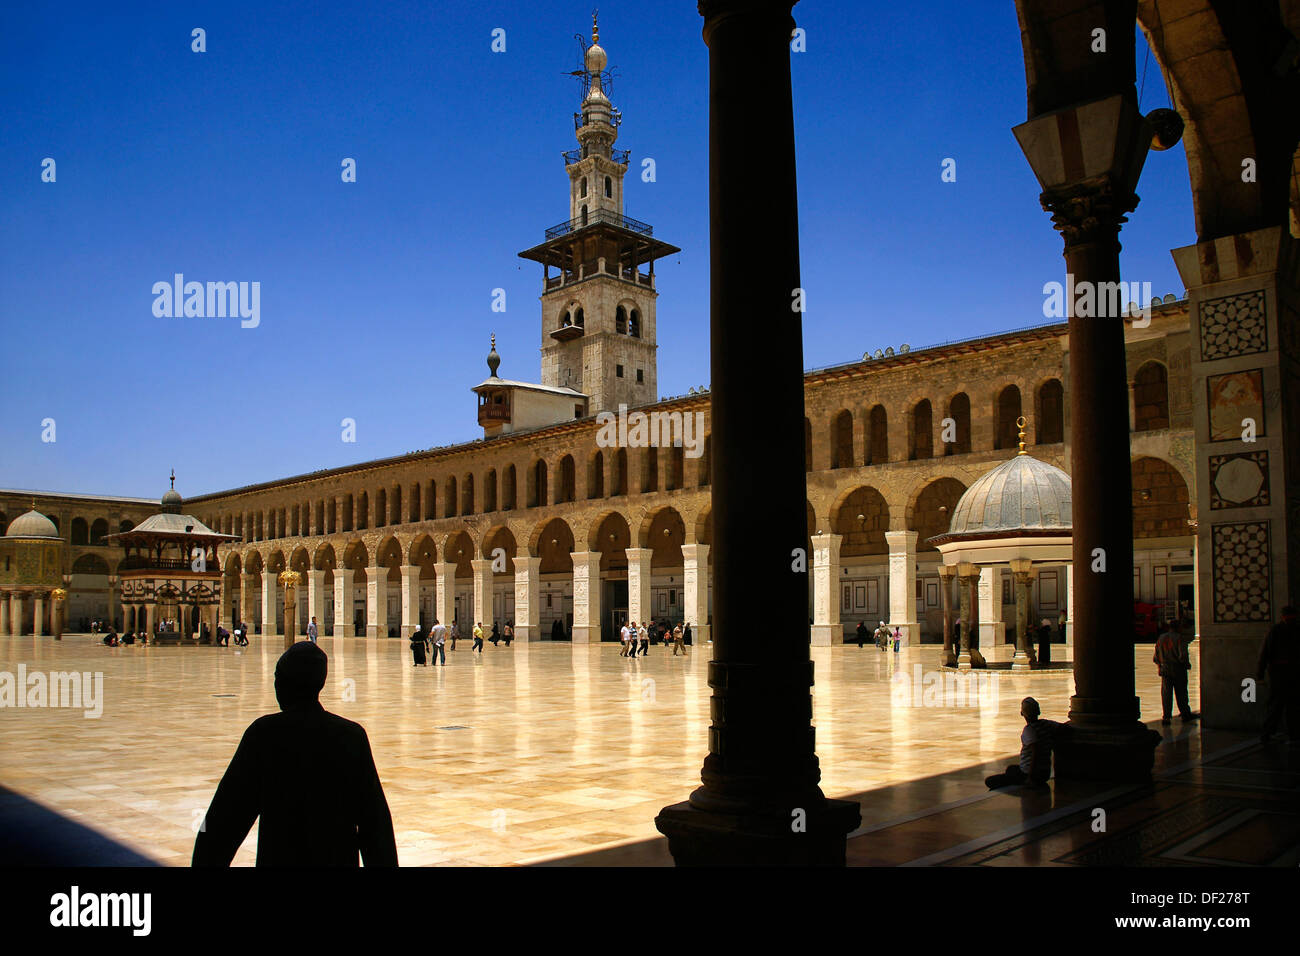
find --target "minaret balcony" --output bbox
[545,209,653,240]
[563,147,630,166]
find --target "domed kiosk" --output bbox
[106,473,238,644]
[0,505,65,637]
[929,418,1073,671]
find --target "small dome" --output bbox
[586,42,607,74]
[6,509,59,539]
[944,454,1072,537]
[161,487,183,514]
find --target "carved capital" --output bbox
[1040,175,1138,250]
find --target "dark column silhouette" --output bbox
[655,0,859,865]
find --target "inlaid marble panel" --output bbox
[1199,290,1267,361]
[1211,521,1272,622]
[1209,451,1270,510]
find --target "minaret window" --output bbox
[616,306,627,334]
[580,178,587,198]
[574,308,584,328]
[604,176,612,198]
[581,205,588,226]
[629,309,641,338]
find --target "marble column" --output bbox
[656,0,859,866]
[399,565,420,638]
[145,603,156,640]
[810,532,841,647]
[512,555,540,641]
[333,568,355,637]
[570,551,601,644]
[307,570,326,635]
[33,594,45,637]
[240,576,257,631]
[107,576,119,631]
[977,566,1006,657]
[884,530,918,645]
[366,565,388,638]
[1016,93,1160,778]
[261,574,277,638]
[470,558,493,630]
[1010,558,1035,672]
[938,564,956,667]
[282,577,298,650]
[682,543,711,644]
[627,548,653,628]
[1065,562,1075,649]
[434,562,456,631]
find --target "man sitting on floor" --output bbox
[985,697,1061,790]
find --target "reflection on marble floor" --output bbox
[0,634,1227,866]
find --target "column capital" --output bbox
[512,555,541,572]
[469,558,493,574]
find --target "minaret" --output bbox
[518,16,680,414]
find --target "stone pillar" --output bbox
[240,575,257,631]
[977,566,1006,656]
[627,548,653,628]
[145,603,156,640]
[399,565,420,638]
[333,568,355,637]
[656,0,859,865]
[281,572,299,650]
[1065,562,1075,649]
[107,576,119,632]
[470,558,494,631]
[512,555,540,641]
[810,532,841,646]
[682,543,711,644]
[0,595,9,637]
[261,573,277,638]
[33,594,45,637]
[1015,93,1160,778]
[52,589,66,640]
[1010,558,1035,672]
[1172,227,1299,730]
[884,530,918,645]
[938,564,956,667]
[956,562,986,670]
[570,551,601,644]
[307,570,326,635]
[434,562,456,631]
[366,565,388,638]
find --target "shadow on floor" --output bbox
[0,785,160,866]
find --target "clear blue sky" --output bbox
[0,0,1189,500]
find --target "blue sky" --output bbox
[0,0,1190,499]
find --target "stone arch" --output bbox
[484,468,498,512]
[375,536,404,584]
[830,409,853,469]
[313,542,337,573]
[613,448,628,496]
[444,476,458,518]
[640,506,686,568]
[909,477,968,551]
[1036,377,1065,444]
[90,518,109,545]
[71,517,89,546]
[462,472,475,515]
[243,550,264,574]
[289,546,311,574]
[342,540,369,575]
[442,530,475,578]
[408,534,437,577]
[588,449,605,499]
[831,485,890,557]
[910,399,934,461]
[530,517,574,574]
[1133,361,1169,432]
[994,384,1022,450]
[119,519,135,534]
[558,455,576,503]
[529,459,549,508]
[698,434,712,487]
[1131,455,1192,538]
[943,392,972,456]
[481,526,517,575]
[503,464,517,511]
[694,505,713,548]
[589,511,631,573]
[865,405,888,465]
[71,553,110,575]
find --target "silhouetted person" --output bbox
[985,697,1062,790]
[1154,618,1196,725]
[1258,605,1299,744]
[1037,618,1052,665]
[193,642,397,866]
[855,621,868,648]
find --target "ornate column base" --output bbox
[655,796,860,866]
[1056,696,1160,781]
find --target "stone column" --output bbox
[107,576,119,632]
[884,530,918,645]
[656,0,859,865]
[240,575,256,631]
[399,565,420,638]
[810,532,841,647]
[1010,558,1035,672]
[434,562,456,632]
[977,566,1005,658]
[938,564,956,667]
[627,547,653,628]
[956,562,986,669]
[280,571,299,650]
[682,543,711,644]
[512,555,540,641]
[1016,93,1160,778]
[52,589,66,639]
[0,595,9,637]
[33,594,45,637]
[333,568,355,637]
[261,573,277,638]
[145,602,156,640]
[366,565,388,638]
[470,558,494,630]
[1065,562,1075,649]
[570,551,601,644]
[307,570,326,635]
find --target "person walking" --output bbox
[1153,618,1197,725]
[892,626,902,653]
[683,622,693,647]
[449,620,459,651]
[1258,605,1299,743]
[490,622,501,646]
[503,620,514,646]
[637,620,650,658]
[409,625,428,666]
[672,622,685,656]
[472,622,484,654]
[307,616,319,645]
[874,620,890,652]
[430,619,446,666]
[855,620,869,648]
[620,621,631,656]
[639,621,650,657]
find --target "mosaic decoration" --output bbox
[1209,452,1270,510]
[1199,290,1267,361]
[1207,368,1264,441]
[1211,521,1271,623]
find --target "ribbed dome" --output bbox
[944,454,1072,537]
[6,509,60,539]
[161,487,183,514]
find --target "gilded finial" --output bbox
[592,9,599,43]
[1016,416,1028,455]
[487,333,501,378]
[169,468,176,489]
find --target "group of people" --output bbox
[213,622,251,646]
[408,619,515,665]
[854,621,902,652]
[100,630,141,646]
[619,619,691,656]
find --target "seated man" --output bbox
[193,642,397,866]
[985,697,1061,790]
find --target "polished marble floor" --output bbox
[0,633,1234,866]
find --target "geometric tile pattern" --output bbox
[1200,290,1267,361]
[1209,451,1270,510]
[1211,521,1272,622]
